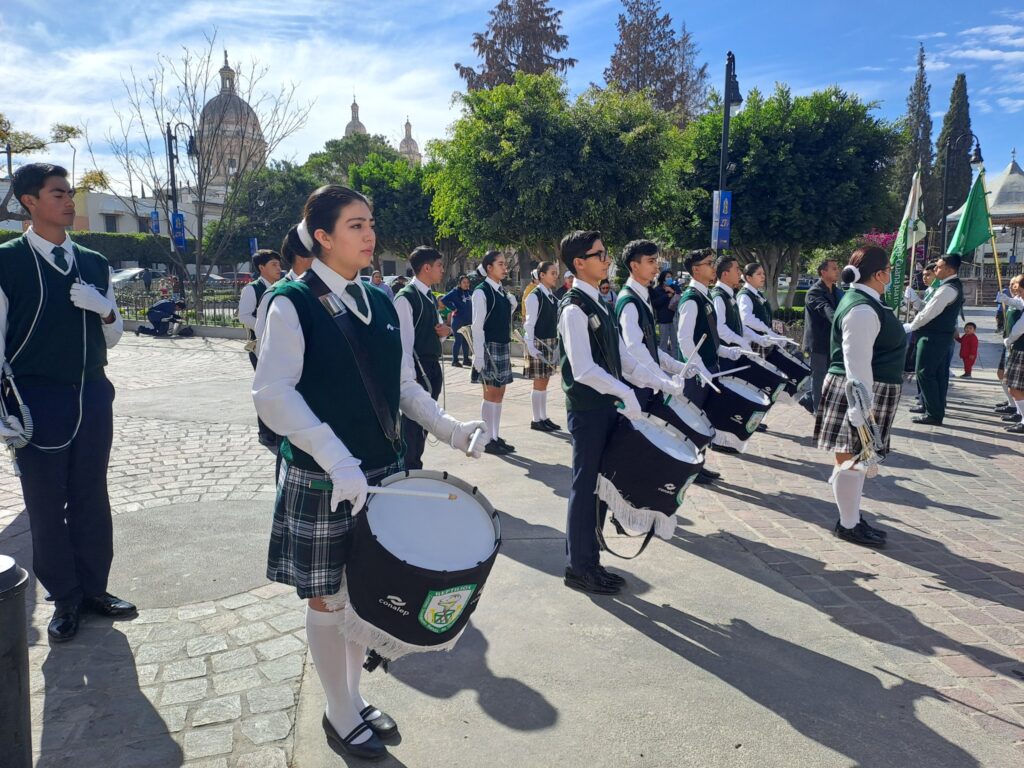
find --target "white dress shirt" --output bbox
[394,277,438,370]
[470,277,516,360]
[238,276,272,332]
[0,226,123,364]
[523,284,557,357]
[841,284,883,392]
[676,280,731,362]
[252,258,451,474]
[1008,310,1024,345]
[557,279,676,401]
[712,281,753,349]
[618,277,684,377]
[253,270,298,355]
[737,284,774,340]
[908,275,960,332]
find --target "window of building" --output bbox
[137,216,150,233]
[103,214,119,233]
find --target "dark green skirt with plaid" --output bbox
[267,459,403,599]
[814,373,901,455]
[525,337,558,379]
[1007,349,1024,390]
[482,341,513,387]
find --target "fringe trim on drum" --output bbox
[711,429,750,453]
[596,475,678,541]
[322,579,466,662]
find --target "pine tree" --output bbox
[894,44,936,227]
[604,0,678,111]
[934,73,974,230]
[674,21,709,125]
[456,0,577,90]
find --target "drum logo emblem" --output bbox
[419,584,477,634]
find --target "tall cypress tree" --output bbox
[604,0,678,111]
[934,74,974,228]
[894,44,936,227]
[456,1,577,90]
[674,21,709,125]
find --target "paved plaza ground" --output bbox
[2,306,1024,767]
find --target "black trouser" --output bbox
[451,328,471,364]
[402,356,443,471]
[916,334,953,422]
[13,377,116,605]
[249,352,278,444]
[565,405,619,574]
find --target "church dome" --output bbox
[399,117,422,166]
[201,52,260,129]
[345,98,367,137]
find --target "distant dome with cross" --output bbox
[198,50,267,190]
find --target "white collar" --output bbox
[743,283,763,298]
[714,280,735,297]
[485,276,503,292]
[26,225,74,257]
[285,269,298,281]
[690,280,710,296]
[852,283,882,302]
[625,276,651,302]
[310,258,361,296]
[574,279,606,312]
[255,275,271,288]
[411,276,432,295]
[536,284,554,299]
[938,275,957,285]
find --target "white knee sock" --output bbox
[1004,381,1016,408]
[830,467,865,529]
[531,390,546,421]
[344,640,380,718]
[1016,399,1024,419]
[481,401,501,441]
[306,607,370,744]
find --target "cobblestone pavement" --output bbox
[2,311,1023,766]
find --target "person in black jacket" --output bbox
[801,259,842,413]
[652,269,677,357]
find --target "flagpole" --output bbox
[980,170,1004,292]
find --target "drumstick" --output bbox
[467,426,485,457]
[710,365,748,378]
[679,334,706,381]
[368,487,458,501]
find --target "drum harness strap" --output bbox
[563,294,656,560]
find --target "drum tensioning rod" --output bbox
[368,487,458,501]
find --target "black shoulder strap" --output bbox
[300,271,401,446]
[596,504,657,560]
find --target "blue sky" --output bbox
[2,0,1022,189]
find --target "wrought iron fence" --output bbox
[116,290,243,328]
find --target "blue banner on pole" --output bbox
[172,212,186,250]
[150,210,160,235]
[249,237,259,257]
[712,190,732,250]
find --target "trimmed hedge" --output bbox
[0,229,197,267]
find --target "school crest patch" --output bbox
[418,585,477,634]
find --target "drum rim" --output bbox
[664,394,715,436]
[769,345,811,372]
[374,469,501,544]
[635,413,703,463]
[718,376,772,406]
[747,354,787,378]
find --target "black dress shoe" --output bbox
[48,603,81,642]
[712,444,739,455]
[912,415,943,425]
[564,567,620,595]
[596,565,626,587]
[483,440,510,455]
[1001,412,1022,422]
[82,593,137,618]
[323,715,387,760]
[995,403,1016,413]
[909,406,926,414]
[860,518,888,540]
[542,419,562,431]
[360,705,399,739]
[496,437,516,453]
[756,423,768,433]
[451,360,463,367]
[1006,423,1024,434]
[699,467,721,480]
[834,521,886,548]
[530,420,553,431]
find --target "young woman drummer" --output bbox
[253,185,487,760]
[523,261,561,432]
[470,250,518,454]
[813,246,906,548]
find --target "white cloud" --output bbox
[857,65,886,72]
[960,24,1024,47]
[996,96,1024,112]
[976,99,994,113]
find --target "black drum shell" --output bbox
[722,356,788,403]
[704,378,770,439]
[765,347,812,396]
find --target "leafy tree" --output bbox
[893,44,936,228]
[456,0,576,91]
[1,114,82,222]
[304,133,401,184]
[933,73,974,240]
[674,22,709,125]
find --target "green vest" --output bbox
[1006,306,1024,352]
[916,277,965,339]
[559,288,622,412]
[679,287,720,371]
[827,288,907,384]
[0,235,110,383]
[615,286,658,362]
[738,286,773,327]
[475,281,512,343]
[532,288,558,339]
[711,285,743,336]
[396,283,442,359]
[269,280,404,472]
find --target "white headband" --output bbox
[296,219,315,251]
[476,263,486,277]
[845,263,861,283]
[530,268,538,282]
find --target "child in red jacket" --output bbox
[957,322,979,377]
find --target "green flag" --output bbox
[947,171,992,256]
[885,168,925,310]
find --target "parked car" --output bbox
[218,271,253,287]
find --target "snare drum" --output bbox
[704,377,771,452]
[338,470,500,662]
[648,395,715,450]
[729,355,789,403]
[598,414,703,541]
[765,346,812,396]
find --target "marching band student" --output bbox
[254,225,314,354]
[239,249,283,449]
[557,231,688,596]
[996,276,1024,419]
[394,246,450,469]
[1002,278,1024,435]
[523,261,561,432]
[737,262,789,347]
[253,185,486,760]
[814,246,906,547]
[676,249,745,462]
[471,251,518,455]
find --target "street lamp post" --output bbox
[713,52,743,251]
[939,132,983,252]
[164,122,196,255]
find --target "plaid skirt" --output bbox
[525,337,558,379]
[1007,349,1024,390]
[814,373,901,455]
[267,459,403,599]
[481,341,513,387]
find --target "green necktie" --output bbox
[52,246,68,271]
[345,283,368,317]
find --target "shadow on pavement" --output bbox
[497,453,571,499]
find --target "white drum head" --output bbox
[666,396,714,437]
[721,377,771,407]
[635,416,702,464]
[368,472,497,572]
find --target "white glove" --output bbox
[526,342,542,359]
[328,463,368,515]
[662,375,686,398]
[678,362,702,380]
[451,420,489,457]
[904,286,916,302]
[902,322,914,335]
[0,415,25,440]
[617,390,643,420]
[846,405,867,429]
[1005,338,1014,351]
[472,350,485,372]
[997,293,1011,306]
[69,283,115,318]
[720,346,744,361]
